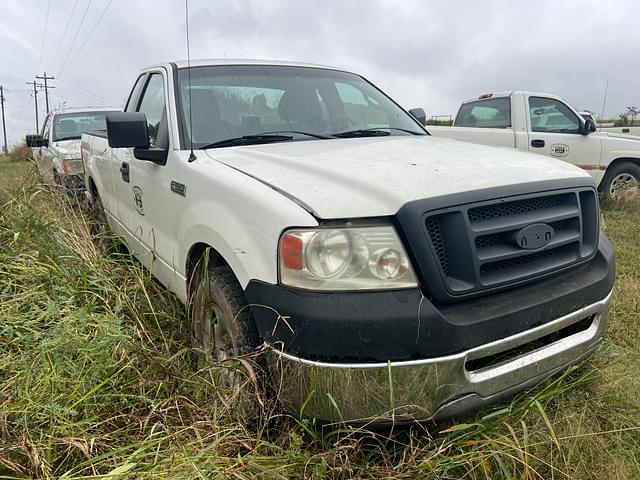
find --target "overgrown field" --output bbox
[1,160,639,479]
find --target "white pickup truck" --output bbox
[26,107,119,188]
[81,60,615,424]
[422,92,640,197]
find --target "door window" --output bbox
[529,97,580,134]
[125,74,149,113]
[137,73,166,147]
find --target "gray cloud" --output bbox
[1,0,638,146]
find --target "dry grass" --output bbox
[1,160,639,479]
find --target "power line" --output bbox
[25,81,40,133]
[66,0,114,67]
[1,86,8,154]
[56,78,118,103]
[35,72,56,113]
[36,0,53,74]
[48,0,80,70]
[57,0,93,78]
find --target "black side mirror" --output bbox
[106,112,150,148]
[582,118,596,135]
[408,108,427,126]
[25,134,48,148]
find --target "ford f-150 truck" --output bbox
[421,92,640,198]
[26,107,119,188]
[81,61,615,424]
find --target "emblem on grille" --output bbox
[515,223,554,249]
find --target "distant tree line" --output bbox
[615,106,639,126]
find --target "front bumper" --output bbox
[266,290,612,424]
[58,173,85,190]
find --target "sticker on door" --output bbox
[133,186,145,216]
[550,144,569,157]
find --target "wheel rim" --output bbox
[194,296,241,394]
[202,301,235,363]
[610,173,639,197]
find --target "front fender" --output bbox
[176,170,318,296]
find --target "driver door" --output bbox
[113,70,179,288]
[526,95,602,179]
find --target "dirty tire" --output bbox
[89,192,112,251]
[600,161,640,199]
[191,264,264,416]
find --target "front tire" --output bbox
[600,161,640,199]
[88,191,113,251]
[190,264,263,412]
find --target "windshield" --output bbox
[52,111,117,142]
[176,65,425,148]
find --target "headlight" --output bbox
[279,226,418,290]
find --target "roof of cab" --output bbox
[149,59,346,72]
[460,91,567,105]
[49,106,121,116]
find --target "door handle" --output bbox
[531,139,545,148]
[120,162,130,183]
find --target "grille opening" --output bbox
[479,243,579,284]
[465,315,595,372]
[426,216,449,276]
[468,195,571,223]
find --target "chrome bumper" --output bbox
[266,290,613,424]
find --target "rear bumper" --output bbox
[266,290,612,424]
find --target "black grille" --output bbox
[423,188,599,297]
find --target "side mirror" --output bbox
[25,134,48,148]
[582,118,596,135]
[106,112,150,148]
[408,108,427,126]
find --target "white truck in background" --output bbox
[26,107,119,188]
[418,92,640,197]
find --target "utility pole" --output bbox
[35,72,55,113]
[0,86,7,154]
[26,80,40,133]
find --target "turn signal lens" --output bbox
[281,233,303,270]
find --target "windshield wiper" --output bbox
[200,134,294,149]
[332,127,424,138]
[200,130,336,149]
[257,130,335,139]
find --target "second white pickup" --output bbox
[423,91,640,198]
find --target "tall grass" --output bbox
[1,161,639,479]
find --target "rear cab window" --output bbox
[455,97,511,128]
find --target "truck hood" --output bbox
[50,139,81,157]
[204,136,591,219]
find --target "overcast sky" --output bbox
[1,0,639,146]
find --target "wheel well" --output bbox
[87,177,98,197]
[599,157,640,188]
[186,243,228,295]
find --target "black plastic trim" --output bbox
[245,235,614,363]
[395,178,598,303]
